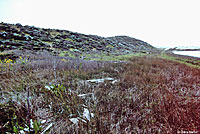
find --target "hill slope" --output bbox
[0,22,155,59]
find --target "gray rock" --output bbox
[0,32,7,37]
[24,35,33,41]
[16,23,22,27]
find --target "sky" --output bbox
[0,0,200,48]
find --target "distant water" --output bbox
[173,51,200,58]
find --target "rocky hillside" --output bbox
[0,22,156,59]
[107,36,154,53]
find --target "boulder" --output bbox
[0,32,7,38]
[16,23,22,27]
[24,35,33,41]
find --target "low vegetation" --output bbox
[0,53,200,133]
[160,53,200,69]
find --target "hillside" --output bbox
[0,22,156,60]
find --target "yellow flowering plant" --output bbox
[19,56,28,64]
[0,58,13,65]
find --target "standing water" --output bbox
[173,51,200,58]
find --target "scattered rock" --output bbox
[86,77,115,83]
[0,22,156,55]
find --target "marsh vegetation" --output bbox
[0,52,200,133]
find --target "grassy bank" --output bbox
[0,53,200,133]
[160,53,200,69]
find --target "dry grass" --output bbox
[0,54,200,133]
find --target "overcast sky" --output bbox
[0,0,200,48]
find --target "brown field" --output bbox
[0,54,200,133]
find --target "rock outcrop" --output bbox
[0,22,156,55]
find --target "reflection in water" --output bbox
[173,51,200,58]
